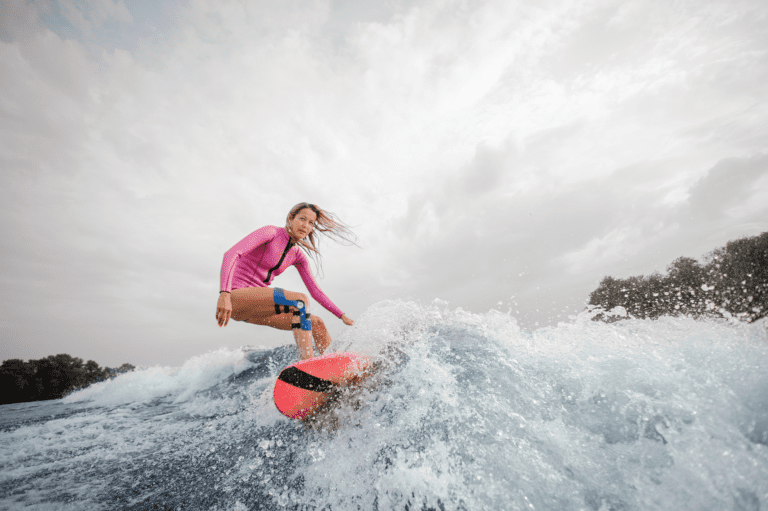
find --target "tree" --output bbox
[0,354,135,405]
[702,233,768,321]
[587,232,767,323]
[0,359,36,404]
[84,359,108,384]
[665,257,706,316]
[31,354,86,400]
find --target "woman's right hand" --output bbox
[216,292,232,327]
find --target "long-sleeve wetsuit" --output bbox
[220,225,344,318]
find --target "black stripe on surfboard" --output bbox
[277,366,338,393]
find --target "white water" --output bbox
[1,300,767,510]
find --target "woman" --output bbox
[216,203,356,360]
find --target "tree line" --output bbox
[0,354,135,405]
[589,232,767,323]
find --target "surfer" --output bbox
[216,203,356,360]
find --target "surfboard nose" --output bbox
[273,379,327,419]
[272,352,371,420]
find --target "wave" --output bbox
[1,299,767,510]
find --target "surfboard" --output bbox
[273,352,371,420]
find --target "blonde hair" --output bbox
[285,203,357,276]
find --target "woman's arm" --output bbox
[294,256,345,319]
[217,225,277,327]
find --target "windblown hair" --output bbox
[285,202,357,276]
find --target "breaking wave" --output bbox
[1,300,767,510]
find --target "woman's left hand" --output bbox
[341,314,355,326]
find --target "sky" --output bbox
[1,0,767,367]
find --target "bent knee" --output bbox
[295,293,310,310]
[310,315,324,327]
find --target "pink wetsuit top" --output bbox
[220,225,344,318]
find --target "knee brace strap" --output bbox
[273,288,312,331]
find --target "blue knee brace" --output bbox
[273,288,312,330]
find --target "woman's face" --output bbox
[291,208,317,239]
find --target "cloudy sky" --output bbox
[1,0,767,367]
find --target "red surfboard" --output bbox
[273,352,371,420]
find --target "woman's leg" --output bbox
[230,287,322,359]
[311,315,331,355]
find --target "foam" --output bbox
[62,346,260,407]
[2,301,767,510]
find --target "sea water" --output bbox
[1,299,767,510]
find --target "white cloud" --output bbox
[55,0,132,38]
[1,0,767,365]
[688,154,768,219]
[559,226,639,276]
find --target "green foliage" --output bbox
[0,354,135,405]
[589,232,768,323]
